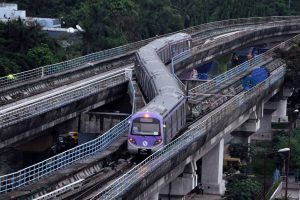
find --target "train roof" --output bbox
[148,37,170,52]
[140,92,185,117]
[135,32,190,116]
[167,33,191,43]
[137,46,183,96]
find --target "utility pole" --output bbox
[289,0,291,8]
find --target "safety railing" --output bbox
[171,50,191,92]
[94,65,286,200]
[1,16,299,90]
[0,115,130,194]
[189,33,300,101]
[195,19,300,52]
[127,72,136,114]
[0,72,127,128]
[192,18,300,46]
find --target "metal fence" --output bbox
[127,69,136,114]
[0,72,128,128]
[171,50,191,91]
[0,115,130,194]
[94,65,286,200]
[189,33,300,101]
[1,16,299,91]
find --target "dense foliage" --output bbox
[0,19,63,76]
[223,174,262,200]
[2,0,300,76]
[228,143,256,162]
[273,128,300,170]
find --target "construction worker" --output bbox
[6,74,15,80]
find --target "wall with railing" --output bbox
[1,16,299,91]
[189,33,300,100]
[0,116,130,194]
[0,72,127,129]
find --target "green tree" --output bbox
[273,129,300,170]
[274,41,300,87]
[0,55,21,75]
[73,0,136,54]
[223,174,262,200]
[27,44,57,67]
[135,0,184,39]
[0,19,64,76]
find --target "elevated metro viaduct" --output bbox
[113,65,290,200]
[0,18,298,198]
[0,22,300,152]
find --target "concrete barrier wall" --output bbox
[175,24,300,75]
[0,82,128,149]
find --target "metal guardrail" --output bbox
[189,33,300,100]
[0,116,130,194]
[171,50,191,92]
[0,73,127,128]
[1,16,299,91]
[94,66,286,200]
[127,69,136,114]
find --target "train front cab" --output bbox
[128,112,164,154]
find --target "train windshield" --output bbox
[131,117,160,136]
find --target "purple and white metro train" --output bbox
[128,33,191,154]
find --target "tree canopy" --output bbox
[0,19,63,76]
[273,129,300,170]
[2,0,300,75]
[223,174,262,200]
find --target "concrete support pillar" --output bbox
[271,99,288,123]
[201,138,225,195]
[232,135,251,144]
[160,162,197,200]
[231,111,260,143]
[251,112,273,141]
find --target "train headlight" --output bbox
[128,137,136,144]
[154,139,162,145]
